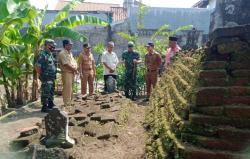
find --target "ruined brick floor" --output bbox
[0,93,147,159]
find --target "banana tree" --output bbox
[0,0,39,107]
[23,0,108,101]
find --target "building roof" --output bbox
[55,0,120,12]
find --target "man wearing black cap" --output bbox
[35,39,57,113]
[121,41,141,101]
[145,42,162,101]
[58,39,77,107]
[165,36,181,68]
[78,43,96,97]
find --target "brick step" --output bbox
[194,135,247,151]
[202,61,227,70]
[192,105,250,119]
[196,87,226,106]
[230,61,250,70]
[232,70,250,78]
[185,121,250,141]
[217,126,250,141]
[200,77,250,87]
[200,78,228,87]
[190,113,250,129]
[199,70,227,79]
[196,87,250,106]
[180,143,250,159]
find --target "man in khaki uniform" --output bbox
[78,43,96,97]
[58,39,77,106]
[145,42,162,101]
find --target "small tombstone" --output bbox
[106,76,116,93]
[44,108,75,148]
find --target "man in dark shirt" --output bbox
[35,39,57,113]
[121,41,141,101]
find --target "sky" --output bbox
[29,0,201,9]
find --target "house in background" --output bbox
[43,0,215,55]
[127,0,212,49]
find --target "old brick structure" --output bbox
[146,0,250,157]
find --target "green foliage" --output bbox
[57,15,107,28]
[46,0,84,28]
[93,43,105,55]
[116,64,146,96]
[0,0,29,21]
[116,65,125,90]
[145,50,204,158]
[43,26,87,42]
[117,32,138,44]
[0,0,108,106]
[151,24,193,54]
[93,42,105,64]
[95,64,104,82]
[137,0,148,29]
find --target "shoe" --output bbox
[48,101,56,109]
[143,98,149,102]
[41,108,52,113]
[82,94,88,100]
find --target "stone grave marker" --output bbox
[44,108,75,148]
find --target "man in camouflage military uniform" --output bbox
[35,39,57,113]
[122,41,141,101]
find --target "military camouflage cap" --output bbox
[128,41,134,47]
[45,39,56,47]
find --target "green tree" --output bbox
[25,0,107,101]
[137,0,148,30]
[151,24,193,55]
[0,0,107,107]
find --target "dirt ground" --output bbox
[0,93,148,159]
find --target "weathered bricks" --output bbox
[19,126,39,137]
[232,70,250,77]
[224,106,250,118]
[230,62,250,70]
[190,114,250,129]
[202,61,227,70]
[224,96,250,105]
[199,70,227,79]
[217,126,250,141]
[229,77,250,86]
[200,78,227,87]
[197,136,245,151]
[194,106,224,116]
[228,87,250,96]
[196,87,226,106]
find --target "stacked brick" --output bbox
[146,25,250,159]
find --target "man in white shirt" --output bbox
[101,41,119,92]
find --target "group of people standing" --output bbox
[35,37,180,112]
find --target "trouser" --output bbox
[145,70,158,98]
[81,71,94,95]
[124,73,137,100]
[62,72,74,106]
[41,80,55,107]
[104,74,117,92]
